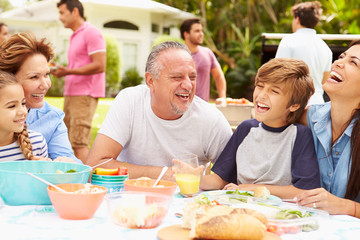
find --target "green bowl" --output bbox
[91,174,128,180]
[91,180,124,186]
[0,161,91,206]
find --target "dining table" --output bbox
[1,190,360,240]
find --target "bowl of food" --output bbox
[124,178,177,196]
[105,191,172,229]
[0,161,91,205]
[47,183,107,220]
[266,203,329,236]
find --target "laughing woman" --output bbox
[296,40,360,218]
[0,32,81,164]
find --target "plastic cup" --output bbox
[173,154,200,197]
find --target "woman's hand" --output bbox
[296,188,354,215]
[53,156,77,163]
[30,156,52,161]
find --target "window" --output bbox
[104,21,139,31]
[163,27,170,35]
[151,23,159,33]
[121,43,137,75]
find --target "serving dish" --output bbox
[266,202,329,235]
[0,161,91,205]
[105,191,172,229]
[48,183,107,220]
[202,189,282,205]
[124,179,177,197]
[192,191,328,236]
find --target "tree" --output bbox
[0,0,13,12]
[155,0,360,99]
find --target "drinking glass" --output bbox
[173,154,200,197]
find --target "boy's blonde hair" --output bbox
[254,58,314,124]
[0,71,33,160]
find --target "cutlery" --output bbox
[78,158,114,173]
[88,158,113,169]
[153,166,168,187]
[26,172,67,193]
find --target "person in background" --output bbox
[295,40,360,218]
[0,32,80,164]
[180,18,226,104]
[52,0,106,163]
[200,58,320,199]
[0,70,48,162]
[275,1,332,105]
[0,22,10,44]
[86,41,232,181]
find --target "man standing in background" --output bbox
[52,0,106,163]
[0,22,10,44]
[180,18,226,104]
[275,1,332,105]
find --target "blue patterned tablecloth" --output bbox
[1,194,360,240]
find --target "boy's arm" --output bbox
[223,183,305,199]
[200,173,228,191]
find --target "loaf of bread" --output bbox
[186,205,267,240]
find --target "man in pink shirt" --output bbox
[180,18,226,103]
[0,22,10,44]
[52,0,106,163]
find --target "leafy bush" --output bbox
[151,35,185,48]
[104,34,121,97]
[120,67,143,90]
[48,54,65,97]
[46,34,121,97]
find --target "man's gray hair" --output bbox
[145,41,190,79]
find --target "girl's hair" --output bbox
[0,70,33,160]
[344,39,360,200]
[14,125,34,160]
[0,32,54,75]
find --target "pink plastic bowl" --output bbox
[47,183,107,220]
[124,179,177,196]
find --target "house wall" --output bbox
[1,1,191,78]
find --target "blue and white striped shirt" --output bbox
[0,130,48,162]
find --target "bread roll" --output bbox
[254,186,270,199]
[182,203,214,229]
[190,210,266,240]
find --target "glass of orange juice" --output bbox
[173,154,200,197]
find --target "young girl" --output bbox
[0,70,48,161]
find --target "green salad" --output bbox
[55,169,77,173]
[275,209,318,232]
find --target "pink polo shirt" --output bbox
[64,22,106,98]
[192,46,220,102]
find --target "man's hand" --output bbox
[53,156,77,163]
[215,97,226,106]
[51,65,68,78]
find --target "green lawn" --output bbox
[45,97,113,147]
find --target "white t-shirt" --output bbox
[275,28,332,105]
[99,85,233,167]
